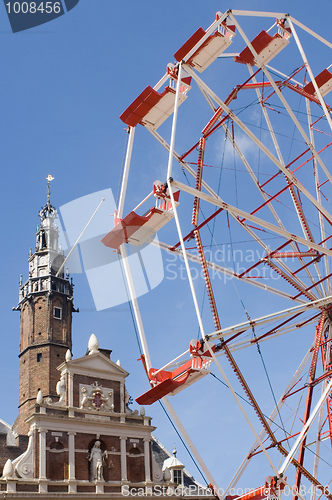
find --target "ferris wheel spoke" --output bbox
[154,239,307,302]
[288,18,332,135]
[248,70,325,296]
[167,132,329,297]
[229,13,332,191]
[236,226,319,301]
[225,347,313,495]
[173,144,325,297]
[171,179,332,259]
[288,16,332,49]
[164,183,280,475]
[119,243,152,371]
[291,313,327,494]
[117,127,135,219]
[306,98,331,297]
[169,179,282,469]
[207,296,332,343]
[166,63,183,180]
[320,322,332,449]
[162,397,221,496]
[157,155,326,299]
[184,63,332,228]
[147,129,299,290]
[222,319,321,353]
[278,377,332,477]
[207,109,324,297]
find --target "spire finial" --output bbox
[46,175,54,207]
[173,444,177,457]
[39,175,56,221]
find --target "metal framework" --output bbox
[103,10,332,500]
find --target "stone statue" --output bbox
[80,387,89,408]
[56,373,66,404]
[88,440,107,481]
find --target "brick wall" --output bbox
[16,291,72,435]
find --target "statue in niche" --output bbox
[88,440,108,481]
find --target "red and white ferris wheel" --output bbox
[102,9,332,500]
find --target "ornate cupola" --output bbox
[14,176,75,435]
[162,446,185,486]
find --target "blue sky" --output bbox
[2,0,332,493]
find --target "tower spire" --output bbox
[46,174,54,209]
[39,175,56,222]
[14,179,74,435]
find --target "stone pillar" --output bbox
[38,428,47,479]
[120,382,125,413]
[68,432,76,480]
[68,372,73,406]
[120,437,127,481]
[96,482,104,494]
[68,372,74,417]
[144,438,151,482]
[6,480,17,493]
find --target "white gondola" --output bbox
[234,19,291,67]
[101,181,180,250]
[174,18,235,73]
[303,68,332,98]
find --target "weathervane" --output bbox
[46,175,54,207]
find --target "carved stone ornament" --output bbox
[125,390,139,416]
[13,431,34,479]
[55,373,66,405]
[79,382,114,412]
[36,390,43,405]
[88,334,99,355]
[152,454,164,482]
[163,467,171,482]
[2,459,15,479]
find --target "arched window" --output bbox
[127,445,144,483]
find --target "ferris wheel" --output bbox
[102,10,332,500]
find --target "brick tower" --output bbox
[14,177,74,435]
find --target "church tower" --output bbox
[14,176,75,435]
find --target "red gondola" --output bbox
[234,19,291,66]
[101,181,180,250]
[136,340,214,405]
[174,16,235,73]
[303,68,332,98]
